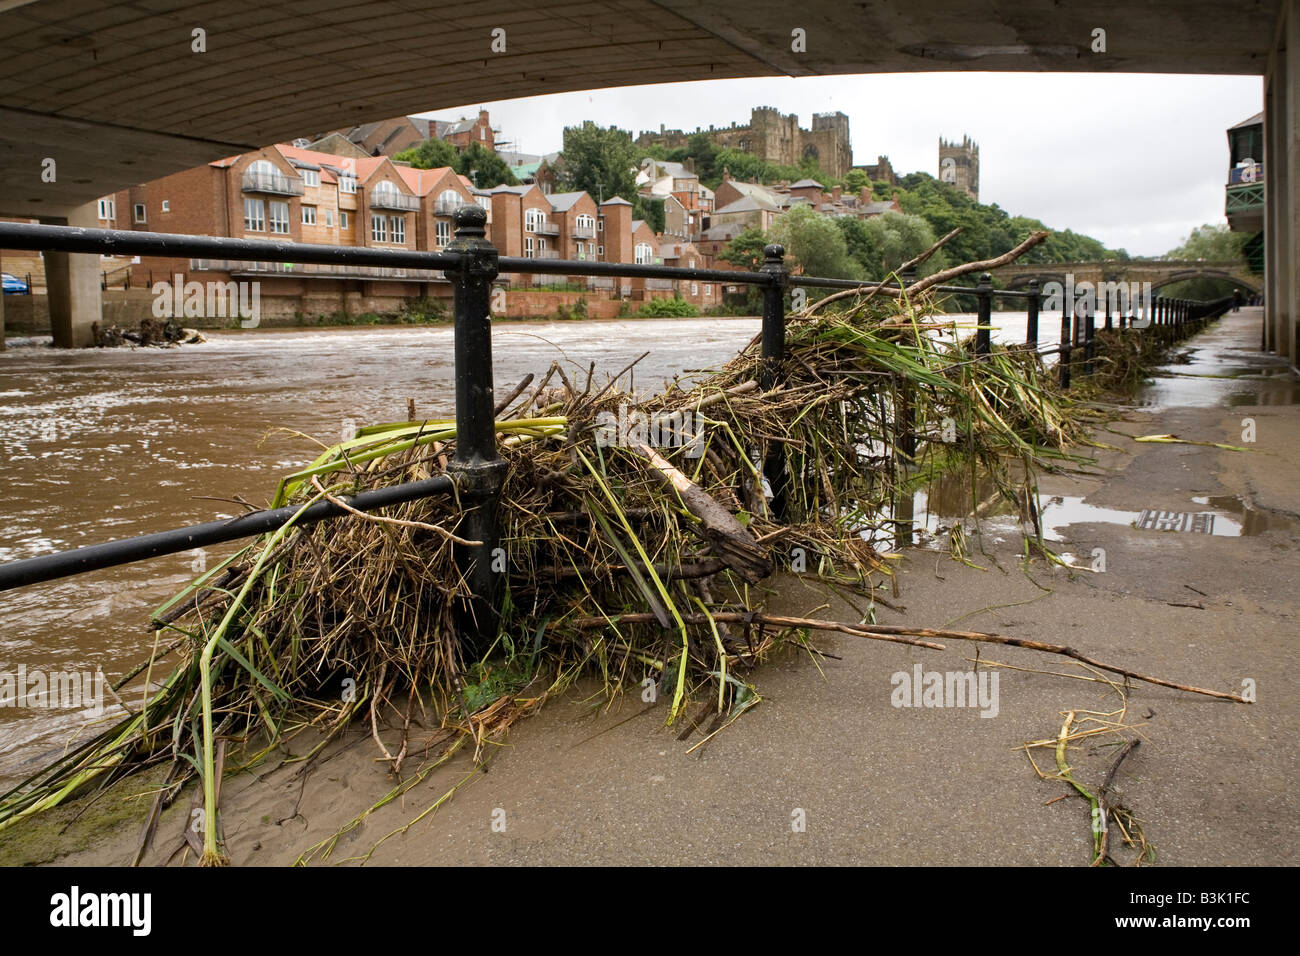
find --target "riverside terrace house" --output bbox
[103,144,439,316]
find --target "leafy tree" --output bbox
[769,204,858,279]
[843,169,871,194]
[458,142,517,189]
[394,138,460,171]
[634,195,665,234]
[838,213,942,281]
[717,227,770,273]
[1165,223,1247,261]
[559,121,639,204]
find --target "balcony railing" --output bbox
[531,273,565,287]
[533,250,561,260]
[241,171,305,196]
[571,224,596,239]
[645,277,676,291]
[369,192,420,212]
[434,198,468,216]
[586,276,614,290]
[533,221,560,236]
[190,258,446,281]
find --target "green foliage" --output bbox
[769,204,858,279]
[837,213,942,281]
[394,139,517,189]
[634,195,666,234]
[1165,223,1247,261]
[717,228,768,273]
[458,142,517,189]
[560,121,639,204]
[637,296,700,317]
[394,139,460,171]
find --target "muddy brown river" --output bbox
[1,318,768,780]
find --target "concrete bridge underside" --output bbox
[0,0,1296,364]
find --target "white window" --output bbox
[161,200,170,213]
[301,205,316,225]
[479,127,486,140]
[243,198,265,232]
[597,219,604,232]
[372,180,399,202]
[340,174,357,194]
[691,282,699,296]
[324,209,334,227]
[525,209,541,232]
[340,211,348,229]
[577,243,586,260]
[597,244,604,256]
[475,195,490,210]
[525,236,535,258]
[435,219,451,247]
[371,215,387,242]
[302,169,320,187]
[268,201,289,234]
[390,215,405,243]
[438,189,462,212]
[97,198,115,220]
[634,242,653,265]
[133,203,146,223]
[688,258,696,268]
[704,283,712,295]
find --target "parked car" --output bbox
[2,272,29,294]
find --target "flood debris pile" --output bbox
[0,244,1241,865]
[91,317,206,348]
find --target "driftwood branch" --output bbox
[896,226,962,275]
[567,611,1248,703]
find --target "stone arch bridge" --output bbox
[991,260,1261,294]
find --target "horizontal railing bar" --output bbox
[0,222,462,271]
[0,474,455,593]
[496,255,769,284]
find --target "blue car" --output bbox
[2,272,29,294]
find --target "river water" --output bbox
[0,311,1052,780]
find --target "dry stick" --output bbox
[568,612,1246,703]
[895,226,963,275]
[309,476,480,546]
[569,611,944,651]
[627,442,772,583]
[590,350,651,405]
[493,373,535,416]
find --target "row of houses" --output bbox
[91,141,730,313]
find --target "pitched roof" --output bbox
[601,196,633,206]
[1229,112,1263,130]
[546,190,589,212]
[790,178,824,188]
[395,165,457,196]
[702,221,748,241]
[714,195,780,215]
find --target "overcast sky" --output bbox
[418,72,1261,258]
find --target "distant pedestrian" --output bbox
[1232,288,1242,312]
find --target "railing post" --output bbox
[1083,304,1096,374]
[445,205,505,655]
[1104,295,1112,331]
[760,243,788,520]
[1059,308,1072,389]
[1025,279,1039,347]
[975,272,992,355]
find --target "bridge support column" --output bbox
[1265,0,1300,368]
[43,202,102,348]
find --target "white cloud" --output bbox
[420,72,1260,257]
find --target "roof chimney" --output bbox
[831,185,842,201]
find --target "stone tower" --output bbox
[938,135,979,201]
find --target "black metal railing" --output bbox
[0,215,1234,651]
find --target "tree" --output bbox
[717,227,768,272]
[458,142,517,189]
[634,195,665,234]
[1165,223,1247,261]
[843,169,871,194]
[394,138,460,171]
[838,212,942,281]
[769,204,858,279]
[559,121,639,204]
